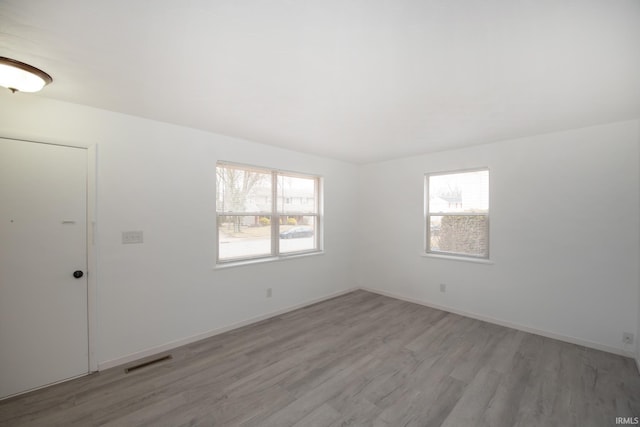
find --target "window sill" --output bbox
[421,252,494,265]
[214,250,324,270]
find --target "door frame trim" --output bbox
[0,134,98,373]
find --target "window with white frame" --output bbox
[425,168,489,259]
[216,162,322,263]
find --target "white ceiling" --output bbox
[1,1,639,163]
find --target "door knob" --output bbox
[73,270,84,279]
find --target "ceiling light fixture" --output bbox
[0,57,52,93]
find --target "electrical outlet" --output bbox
[266,288,272,298]
[623,332,634,345]
[440,283,446,293]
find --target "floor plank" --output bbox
[1,290,638,426]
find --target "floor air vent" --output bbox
[124,355,173,373]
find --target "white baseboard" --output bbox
[98,287,358,371]
[100,285,636,371]
[361,287,636,359]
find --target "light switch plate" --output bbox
[122,230,144,244]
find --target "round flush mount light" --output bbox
[0,56,52,93]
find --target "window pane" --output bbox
[277,175,317,214]
[429,170,488,214]
[218,215,272,260]
[429,215,488,257]
[279,216,317,254]
[216,165,271,213]
[216,162,322,264]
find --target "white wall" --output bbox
[2,89,639,366]
[638,119,640,368]
[0,91,358,367]
[357,120,640,356]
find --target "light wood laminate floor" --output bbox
[1,290,639,426]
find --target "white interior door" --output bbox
[0,138,89,399]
